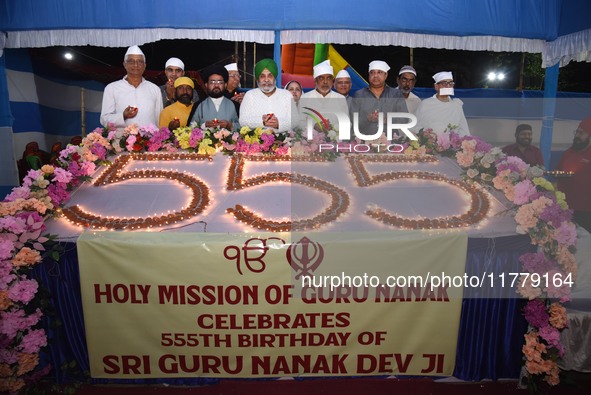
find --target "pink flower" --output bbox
[554,221,577,246]
[512,179,537,205]
[8,278,38,304]
[52,167,73,184]
[19,328,47,354]
[0,308,43,339]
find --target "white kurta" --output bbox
[239,88,296,132]
[414,94,470,136]
[100,76,163,129]
[298,89,350,130]
[405,91,422,115]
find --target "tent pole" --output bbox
[540,63,559,169]
[81,87,86,137]
[242,42,246,88]
[253,43,257,88]
[274,30,281,87]
[410,48,414,66]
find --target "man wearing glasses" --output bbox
[100,45,162,129]
[414,71,470,136]
[396,65,421,115]
[189,65,239,131]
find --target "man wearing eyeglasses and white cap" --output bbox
[414,71,470,136]
[350,60,408,137]
[100,45,162,129]
[396,65,421,115]
[299,60,349,129]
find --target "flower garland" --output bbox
[0,122,578,389]
[445,129,576,387]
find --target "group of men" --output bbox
[99,45,473,138]
[99,45,590,232]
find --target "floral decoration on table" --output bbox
[0,122,580,389]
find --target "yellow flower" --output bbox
[239,126,251,135]
[198,139,216,155]
[533,177,554,191]
[409,140,420,149]
[254,127,264,137]
[554,190,568,209]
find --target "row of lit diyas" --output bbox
[226,155,349,231]
[544,170,575,177]
[61,153,210,230]
[93,152,211,186]
[346,155,438,187]
[364,171,491,229]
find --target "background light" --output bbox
[487,72,497,81]
[64,52,73,60]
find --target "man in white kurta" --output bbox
[414,71,470,137]
[299,60,349,130]
[100,45,162,129]
[239,58,296,132]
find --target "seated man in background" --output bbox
[555,117,591,233]
[239,58,296,132]
[502,124,544,167]
[158,77,195,130]
[189,65,239,131]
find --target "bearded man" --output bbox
[556,117,591,232]
[158,76,195,129]
[189,65,239,131]
[239,58,296,132]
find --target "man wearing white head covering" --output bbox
[299,60,349,130]
[160,57,201,108]
[223,62,245,114]
[334,69,353,107]
[413,71,470,136]
[100,45,163,129]
[395,65,421,115]
[350,60,408,137]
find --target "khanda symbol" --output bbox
[286,236,324,280]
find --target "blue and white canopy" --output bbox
[1,0,590,67]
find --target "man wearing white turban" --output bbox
[413,71,470,136]
[100,45,162,129]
